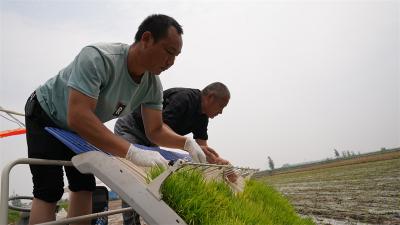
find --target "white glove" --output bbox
[184,138,207,163]
[125,144,168,168]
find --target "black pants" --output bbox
[25,92,95,202]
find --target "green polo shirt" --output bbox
[36,43,163,130]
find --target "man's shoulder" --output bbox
[163,88,201,109]
[85,42,129,56]
[164,87,200,97]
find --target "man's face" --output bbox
[143,26,183,75]
[205,95,230,119]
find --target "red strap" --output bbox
[0,128,26,138]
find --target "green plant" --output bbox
[8,209,20,224]
[150,167,314,225]
[58,199,69,211]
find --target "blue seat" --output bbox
[45,127,190,161]
[45,127,110,155]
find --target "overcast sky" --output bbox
[1,0,399,196]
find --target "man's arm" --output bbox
[195,139,207,146]
[67,88,130,157]
[141,106,186,148]
[141,105,207,163]
[195,139,236,182]
[159,122,220,161]
[196,139,218,163]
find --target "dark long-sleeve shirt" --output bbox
[114,88,209,145]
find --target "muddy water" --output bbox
[262,158,400,225]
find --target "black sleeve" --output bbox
[192,117,209,140]
[162,94,189,130]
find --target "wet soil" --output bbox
[260,158,400,225]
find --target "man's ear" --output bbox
[205,93,214,103]
[209,93,218,102]
[141,31,153,48]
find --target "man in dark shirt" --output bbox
[114,82,231,225]
[114,82,231,163]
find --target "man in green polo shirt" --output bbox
[24,14,206,224]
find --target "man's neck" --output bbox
[200,95,207,114]
[127,44,145,83]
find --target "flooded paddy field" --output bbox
[258,157,400,225]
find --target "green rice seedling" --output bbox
[8,209,20,224]
[148,166,315,225]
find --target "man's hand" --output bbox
[125,144,168,168]
[199,146,238,182]
[200,146,223,164]
[225,167,239,183]
[199,146,229,164]
[184,138,207,163]
[201,146,218,163]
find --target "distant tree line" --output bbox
[266,147,391,171]
[333,148,361,158]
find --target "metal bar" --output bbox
[183,162,232,168]
[0,107,25,117]
[181,165,201,172]
[203,166,221,174]
[0,106,25,127]
[8,196,34,212]
[37,207,133,225]
[182,162,259,172]
[0,158,72,225]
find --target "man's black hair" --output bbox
[134,14,183,43]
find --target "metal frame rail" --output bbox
[1,158,72,225]
[1,154,259,225]
[0,153,187,225]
